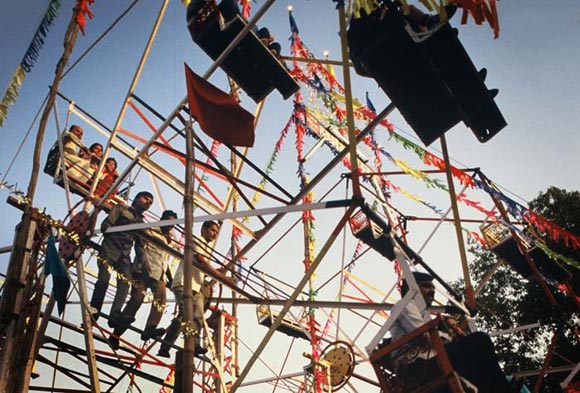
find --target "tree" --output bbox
[461,187,580,392]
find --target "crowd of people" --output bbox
[85,190,231,358]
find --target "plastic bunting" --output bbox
[246,107,295,209]
[74,0,95,35]
[365,92,377,114]
[240,0,251,19]
[346,0,500,38]
[196,140,221,196]
[456,193,496,217]
[475,178,580,253]
[0,0,61,127]
[349,0,380,19]
[454,0,500,38]
[291,19,332,392]
[159,369,174,393]
[0,66,28,127]
[287,6,580,265]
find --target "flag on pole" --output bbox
[185,64,255,147]
[289,10,299,34]
[366,91,376,114]
[44,231,71,315]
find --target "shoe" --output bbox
[157,348,171,358]
[107,336,120,350]
[194,345,208,357]
[141,326,166,341]
[89,306,99,321]
[108,314,135,329]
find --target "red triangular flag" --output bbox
[185,64,255,147]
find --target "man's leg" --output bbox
[123,277,147,319]
[445,332,512,393]
[110,277,146,336]
[142,279,167,340]
[158,289,184,357]
[89,257,111,319]
[109,260,132,319]
[191,290,207,355]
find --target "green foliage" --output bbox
[459,187,580,392]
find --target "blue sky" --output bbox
[1,0,579,391]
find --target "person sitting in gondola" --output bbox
[387,272,518,392]
[85,142,103,169]
[186,0,282,58]
[95,157,119,198]
[60,124,95,184]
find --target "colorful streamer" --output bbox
[346,0,500,38]
[75,0,95,35]
[0,0,62,127]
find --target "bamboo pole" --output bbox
[0,6,89,392]
[337,3,362,198]
[27,4,80,203]
[440,135,474,308]
[182,122,196,392]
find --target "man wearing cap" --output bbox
[89,191,153,328]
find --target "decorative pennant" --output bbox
[0,0,62,127]
[74,0,95,35]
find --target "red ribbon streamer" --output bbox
[75,0,95,35]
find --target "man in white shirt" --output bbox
[386,272,515,392]
[158,220,223,358]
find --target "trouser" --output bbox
[90,256,132,319]
[399,332,512,393]
[160,289,204,352]
[63,154,94,184]
[113,275,166,337]
[445,332,512,393]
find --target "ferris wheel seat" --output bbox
[347,6,506,146]
[481,221,573,285]
[349,207,396,260]
[256,305,310,340]
[52,172,126,211]
[187,2,299,103]
[370,317,473,392]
